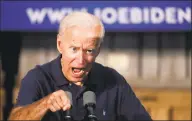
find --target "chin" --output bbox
[70,77,84,83]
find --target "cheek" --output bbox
[87,55,96,62]
[62,49,75,61]
[62,55,73,63]
[61,53,75,69]
[85,56,96,68]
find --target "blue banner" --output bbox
[0,1,191,31]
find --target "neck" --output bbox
[73,82,83,87]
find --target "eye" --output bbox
[70,47,77,52]
[86,49,95,54]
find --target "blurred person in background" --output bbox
[8,11,152,121]
[0,32,22,121]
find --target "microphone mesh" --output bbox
[83,91,96,106]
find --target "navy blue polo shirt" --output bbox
[16,54,152,121]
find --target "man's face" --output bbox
[57,25,101,85]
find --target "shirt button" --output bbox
[69,83,72,86]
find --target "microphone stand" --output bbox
[85,104,97,121]
[64,91,73,121]
[64,111,73,121]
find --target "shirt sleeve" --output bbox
[15,68,41,106]
[117,77,153,121]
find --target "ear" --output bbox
[95,44,101,57]
[57,34,63,54]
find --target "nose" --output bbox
[76,51,85,64]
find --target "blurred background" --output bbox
[0,1,191,120]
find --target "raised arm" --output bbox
[8,94,48,120]
[8,68,71,120]
[9,90,71,120]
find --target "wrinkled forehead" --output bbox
[63,26,102,45]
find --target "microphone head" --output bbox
[83,91,96,107]
[65,91,73,106]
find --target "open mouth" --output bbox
[72,67,85,75]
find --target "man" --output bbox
[9,11,152,121]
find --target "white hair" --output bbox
[58,11,105,43]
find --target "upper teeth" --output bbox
[73,68,84,70]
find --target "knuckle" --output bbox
[56,90,65,97]
[53,92,58,96]
[49,107,55,112]
[49,95,54,99]
[68,104,71,109]
[58,106,62,110]
[52,109,56,112]
[57,100,62,105]
[47,100,51,105]
[58,90,64,94]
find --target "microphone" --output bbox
[64,91,73,121]
[83,91,97,121]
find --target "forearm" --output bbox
[8,96,49,120]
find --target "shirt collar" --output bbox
[51,54,69,87]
